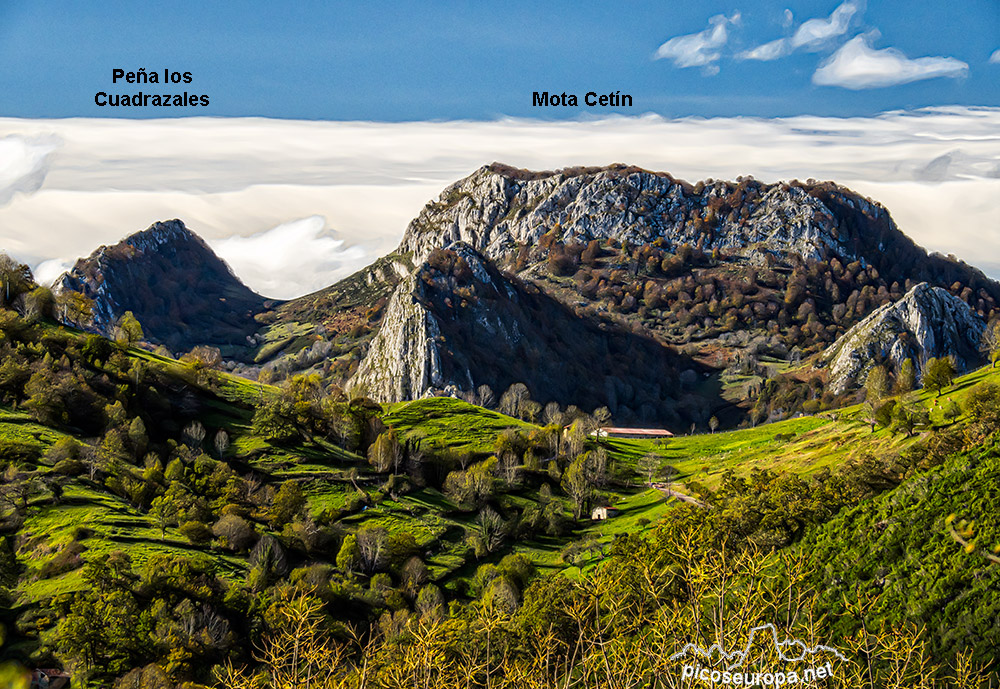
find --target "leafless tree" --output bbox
[214,429,230,459]
[476,384,496,408]
[356,525,388,574]
[476,507,508,555]
[499,383,529,418]
[543,401,563,426]
[183,420,206,449]
[368,429,402,473]
[637,452,662,486]
[497,451,520,486]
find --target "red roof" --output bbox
[595,427,674,437]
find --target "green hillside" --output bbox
[1,295,999,686]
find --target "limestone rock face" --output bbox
[398,163,894,267]
[348,265,447,403]
[348,243,514,403]
[821,283,985,393]
[349,242,697,424]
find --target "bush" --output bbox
[115,663,174,689]
[548,251,578,276]
[251,398,298,443]
[497,553,535,590]
[43,437,81,466]
[416,584,445,618]
[964,382,1000,432]
[212,514,257,552]
[53,458,86,476]
[179,520,213,545]
[37,541,85,578]
[71,526,94,542]
[401,557,429,596]
[270,481,306,528]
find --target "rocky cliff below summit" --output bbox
[821,283,986,394]
[349,242,709,424]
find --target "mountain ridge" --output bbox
[398,163,983,284]
[49,164,1000,424]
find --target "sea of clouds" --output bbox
[0,108,998,299]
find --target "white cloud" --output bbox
[740,1,860,61]
[741,37,791,61]
[211,216,366,299]
[33,258,72,287]
[990,48,1000,64]
[653,12,740,70]
[791,1,859,51]
[0,135,57,205]
[2,183,431,299]
[813,35,969,88]
[1,109,998,296]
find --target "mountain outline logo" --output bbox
[671,623,847,686]
[670,623,848,671]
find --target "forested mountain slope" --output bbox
[1,257,999,685]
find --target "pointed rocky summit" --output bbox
[55,220,267,352]
[821,282,985,393]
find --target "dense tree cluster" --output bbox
[539,233,994,362]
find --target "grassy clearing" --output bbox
[17,483,248,603]
[383,397,535,455]
[0,409,34,423]
[129,347,279,409]
[610,363,1000,491]
[513,487,675,577]
[0,417,74,463]
[608,414,909,490]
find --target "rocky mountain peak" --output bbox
[820,282,986,393]
[397,163,910,273]
[56,220,267,352]
[123,218,200,250]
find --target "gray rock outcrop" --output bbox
[347,264,448,402]
[398,163,890,267]
[348,242,695,423]
[821,283,985,393]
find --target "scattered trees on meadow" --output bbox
[924,356,957,397]
[0,254,33,308]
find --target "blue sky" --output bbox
[1,0,998,120]
[1,2,998,298]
